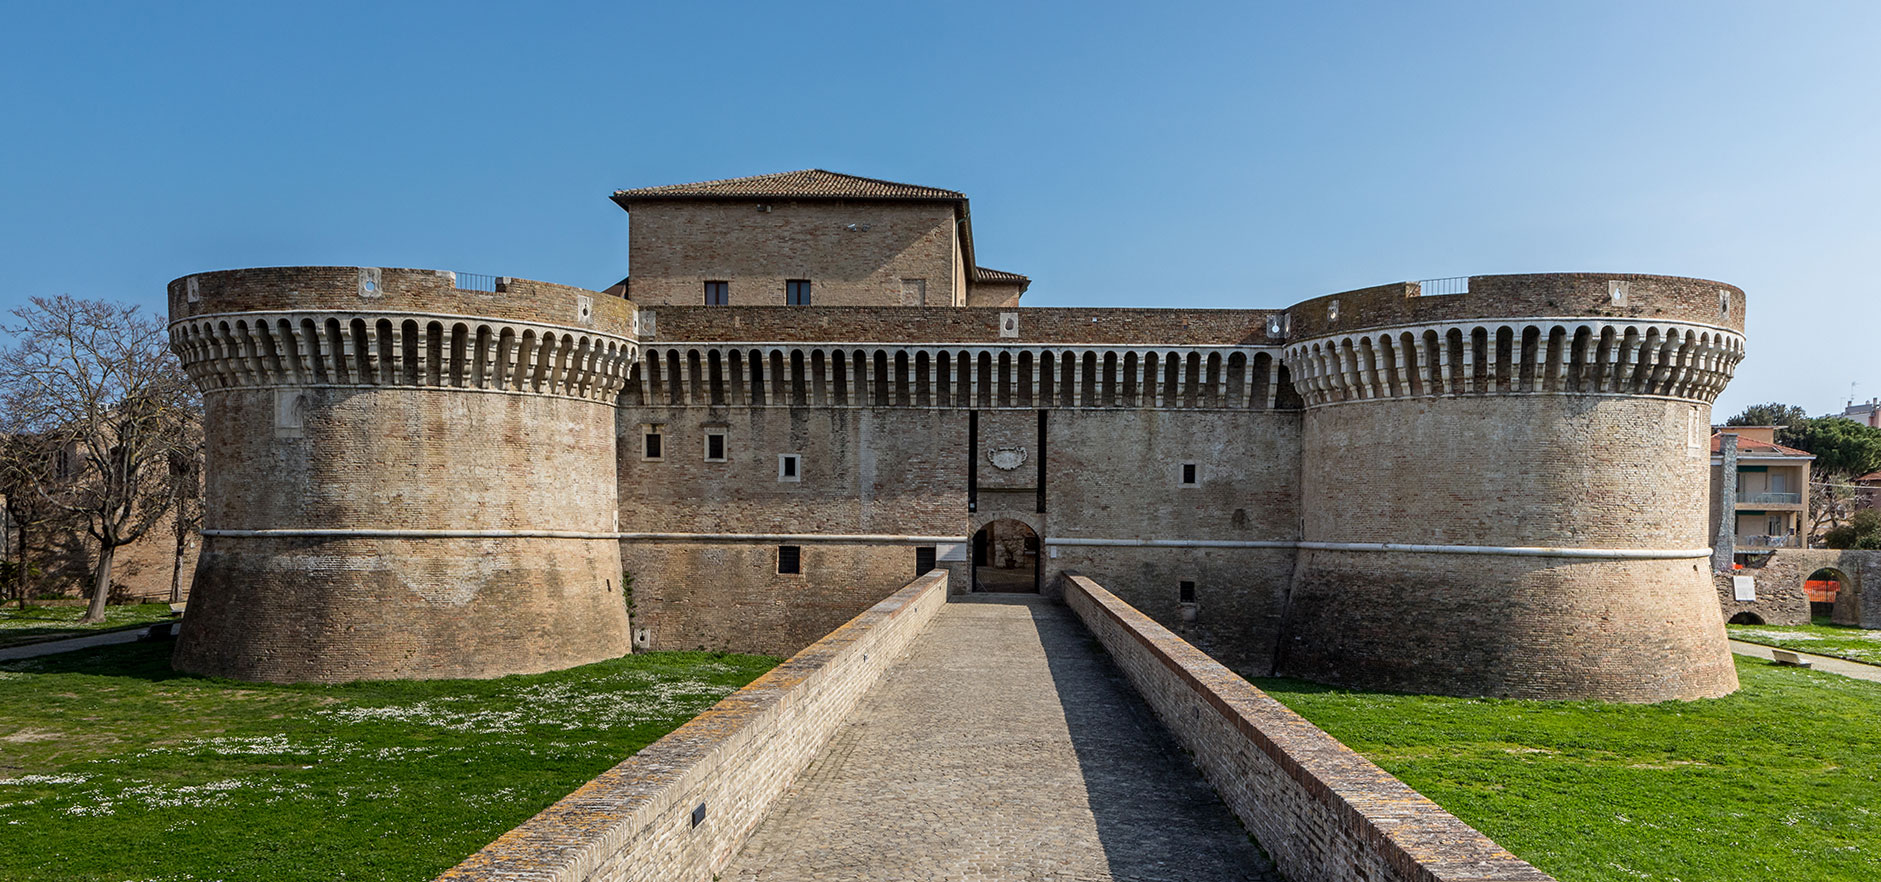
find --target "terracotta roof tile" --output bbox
[1710,432,1814,457]
[1857,471,1881,483]
[613,169,964,203]
[973,266,1030,284]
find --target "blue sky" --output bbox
[3,1,1875,417]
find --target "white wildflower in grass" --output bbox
[0,773,91,786]
[1734,629,1824,642]
[319,672,739,734]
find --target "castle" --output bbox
[166,170,1747,702]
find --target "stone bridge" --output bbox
[437,573,1553,882]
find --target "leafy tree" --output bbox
[1726,402,1810,428]
[1778,416,1881,537]
[1783,417,1881,478]
[0,296,199,623]
[1823,509,1881,550]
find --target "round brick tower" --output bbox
[167,267,636,682]
[1278,273,1745,701]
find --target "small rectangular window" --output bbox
[1180,463,1198,486]
[916,546,937,576]
[705,430,727,462]
[704,280,728,306]
[1179,580,1196,603]
[778,453,800,482]
[777,545,802,574]
[643,431,663,460]
[786,279,812,306]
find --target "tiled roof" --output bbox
[1857,471,1881,483]
[1710,432,1814,457]
[974,266,1030,284]
[613,170,965,203]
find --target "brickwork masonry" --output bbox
[1064,574,1554,882]
[434,570,947,882]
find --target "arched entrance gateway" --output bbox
[971,519,1040,593]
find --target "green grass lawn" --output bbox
[1252,657,1881,882]
[1728,621,1881,666]
[0,603,178,648]
[0,641,776,881]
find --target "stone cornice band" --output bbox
[200,528,1710,559]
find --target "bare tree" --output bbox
[0,296,198,623]
[166,419,204,604]
[0,434,71,609]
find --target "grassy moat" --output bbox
[5,638,1878,882]
[1254,656,1881,882]
[0,642,777,882]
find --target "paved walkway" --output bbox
[1729,639,1881,683]
[724,594,1275,882]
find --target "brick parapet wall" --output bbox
[435,570,948,882]
[1063,575,1554,882]
[643,305,1279,345]
[170,267,634,338]
[1284,273,1744,339]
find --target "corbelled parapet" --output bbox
[168,267,638,683]
[1276,273,1745,701]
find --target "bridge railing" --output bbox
[435,570,949,882]
[1062,574,1555,882]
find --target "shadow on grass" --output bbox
[0,639,201,683]
[0,626,117,648]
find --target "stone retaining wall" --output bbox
[1064,574,1554,882]
[1715,547,1881,628]
[435,570,948,882]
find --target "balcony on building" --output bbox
[1710,426,1816,551]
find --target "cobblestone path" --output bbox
[723,594,1276,882]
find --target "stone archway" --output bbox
[971,519,1040,593]
[1806,567,1851,623]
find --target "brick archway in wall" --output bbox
[1720,548,1881,629]
[1808,567,1853,621]
[971,518,1041,593]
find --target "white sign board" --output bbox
[935,543,967,562]
[1733,575,1756,602]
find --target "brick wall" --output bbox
[1716,548,1881,627]
[169,266,636,683]
[644,304,1277,345]
[174,386,631,682]
[1284,273,1745,339]
[1288,393,1737,701]
[625,201,961,307]
[1064,575,1554,882]
[435,571,948,882]
[170,266,635,339]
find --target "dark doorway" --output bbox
[1805,568,1849,623]
[971,519,1040,593]
[1728,611,1765,625]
